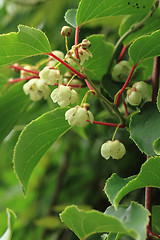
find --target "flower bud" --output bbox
[65,105,94,127]
[51,85,78,107]
[23,78,50,101]
[81,39,91,49]
[39,66,61,85]
[127,88,142,106]
[112,61,131,82]
[61,26,72,37]
[132,81,150,99]
[101,140,126,160]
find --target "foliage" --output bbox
[0,0,160,240]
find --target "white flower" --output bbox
[65,105,94,127]
[101,140,126,160]
[23,78,50,101]
[39,66,61,85]
[78,46,92,65]
[66,45,92,66]
[51,85,78,107]
[48,50,64,67]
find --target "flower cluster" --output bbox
[15,25,126,162]
[66,40,92,66]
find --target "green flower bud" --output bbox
[81,39,91,49]
[133,81,150,99]
[61,26,72,37]
[112,61,131,82]
[127,88,142,106]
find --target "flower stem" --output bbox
[115,64,139,106]
[87,120,125,128]
[9,64,39,75]
[117,45,128,63]
[85,79,96,95]
[112,124,121,141]
[147,227,160,239]
[46,52,86,79]
[122,99,129,117]
[75,26,80,59]
[8,76,38,84]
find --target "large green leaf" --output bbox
[129,29,160,65]
[64,9,77,28]
[104,156,160,209]
[84,35,114,81]
[0,209,16,240]
[13,108,71,193]
[130,102,160,156]
[0,25,51,68]
[0,82,29,144]
[119,8,160,45]
[76,0,154,27]
[152,206,160,234]
[60,202,149,240]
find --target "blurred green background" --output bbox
[0,1,151,240]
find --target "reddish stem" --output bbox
[117,45,128,63]
[8,76,39,84]
[85,79,96,95]
[87,120,125,128]
[8,76,86,89]
[46,53,85,79]
[115,64,139,106]
[122,99,129,117]
[9,65,39,75]
[147,227,160,239]
[75,26,80,59]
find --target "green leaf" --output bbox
[64,9,77,28]
[0,82,29,144]
[0,209,16,240]
[130,102,160,156]
[129,29,160,65]
[0,25,51,68]
[153,138,160,155]
[76,0,154,27]
[13,107,71,193]
[60,202,149,240]
[104,156,160,209]
[105,202,149,240]
[84,35,114,81]
[152,206,160,234]
[157,88,160,112]
[119,8,160,45]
